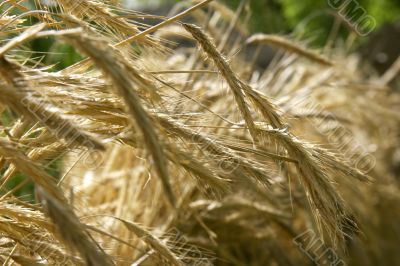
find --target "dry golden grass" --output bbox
[0,0,399,265]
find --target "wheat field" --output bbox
[0,0,399,265]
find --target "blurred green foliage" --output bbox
[222,0,400,44]
[159,0,399,44]
[3,173,35,203]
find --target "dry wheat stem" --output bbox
[247,34,334,66]
[115,0,215,47]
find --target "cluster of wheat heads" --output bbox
[0,0,399,265]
